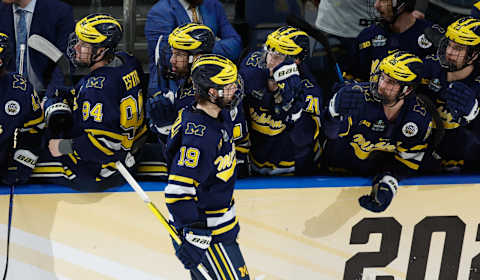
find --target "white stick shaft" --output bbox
[115,161,213,280]
[115,161,151,203]
[19,44,26,76]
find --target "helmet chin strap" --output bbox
[88,47,109,68]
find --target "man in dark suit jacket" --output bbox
[0,0,74,97]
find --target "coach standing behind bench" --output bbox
[0,0,74,97]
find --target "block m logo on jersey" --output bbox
[86,76,105,89]
[185,122,206,136]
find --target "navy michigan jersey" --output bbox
[165,105,239,243]
[345,20,437,81]
[240,50,323,175]
[167,81,249,169]
[33,52,147,183]
[0,72,43,177]
[420,55,480,169]
[325,83,434,177]
[421,55,480,130]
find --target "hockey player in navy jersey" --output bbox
[239,26,324,176]
[0,33,44,185]
[164,54,249,279]
[345,0,438,81]
[420,17,480,171]
[326,51,434,212]
[472,1,480,18]
[146,23,250,178]
[33,14,147,190]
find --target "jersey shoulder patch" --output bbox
[243,51,266,69]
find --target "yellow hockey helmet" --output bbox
[265,26,310,61]
[371,51,423,104]
[191,54,243,109]
[168,23,214,54]
[445,17,480,46]
[75,13,123,48]
[438,17,480,71]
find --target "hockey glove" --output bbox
[329,85,364,119]
[45,87,75,136]
[175,224,212,269]
[146,92,176,137]
[271,59,303,121]
[2,149,38,185]
[441,82,479,125]
[358,173,398,213]
[330,79,359,94]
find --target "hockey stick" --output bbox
[2,184,14,280]
[2,128,19,280]
[115,161,213,280]
[27,34,72,86]
[286,14,344,83]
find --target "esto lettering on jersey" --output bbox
[350,134,397,160]
[214,147,236,182]
[122,70,140,91]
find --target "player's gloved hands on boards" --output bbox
[146,91,176,137]
[358,172,398,213]
[175,223,212,269]
[441,82,479,125]
[2,149,38,185]
[45,87,75,136]
[329,85,364,120]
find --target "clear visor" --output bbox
[213,75,245,110]
[437,37,470,72]
[67,32,97,68]
[370,68,405,105]
[368,0,397,22]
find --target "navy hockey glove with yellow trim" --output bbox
[45,87,75,136]
[270,58,303,122]
[146,92,176,137]
[329,85,364,119]
[175,223,212,269]
[441,82,479,125]
[2,149,38,185]
[359,173,398,213]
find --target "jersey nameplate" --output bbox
[122,70,140,90]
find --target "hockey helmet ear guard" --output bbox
[191,54,244,110]
[0,33,12,69]
[68,13,123,67]
[265,26,310,61]
[438,17,480,71]
[370,51,423,105]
